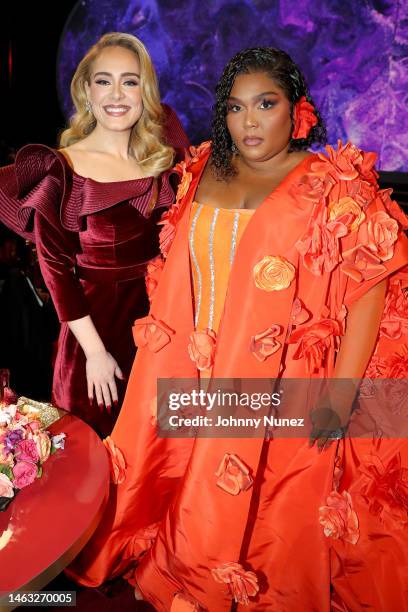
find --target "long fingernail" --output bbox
[113,400,119,409]
[89,398,93,407]
[98,403,104,411]
[106,404,111,414]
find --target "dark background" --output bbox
[1,1,78,160]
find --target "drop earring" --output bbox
[85,100,92,113]
[231,142,238,154]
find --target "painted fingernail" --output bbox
[98,403,104,411]
[106,404,112,413]
[113,400,119,408]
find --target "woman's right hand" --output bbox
[86,350,125,412]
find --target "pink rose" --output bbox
[15,439,39,464]
[0,473,14,498]
[12,460,38,489]
[319,490,359,544]
[188,329,217,371]
[212,562,259,605]
[367,210,399,261]
[33,432,51,463]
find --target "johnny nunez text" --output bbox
[168,415,305,429]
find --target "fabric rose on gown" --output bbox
[296,208,348,275]
[328,196,365,232]
[253,255,295,291]
[380,277,408,340]
[341,245,386,283]
[366,210,399,261]
[319,490,359,544]
[211,562,259,605]
[133,315,175,353]
[103,436,126,485]
[188,329,217,371]
[215,453,253,495]
[145,255,165,303]
[287,309,345,374]
[291,171,335,202]
[312,141,376,183]
[358,453,408,529]
[250,325,282,361]
[159,205,181,258]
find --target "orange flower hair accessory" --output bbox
[292,96,318,140]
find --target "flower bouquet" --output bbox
[0,388,66,511]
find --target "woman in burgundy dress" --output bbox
[0,32,188,436]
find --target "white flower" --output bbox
[51,433,66,450]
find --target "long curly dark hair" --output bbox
[211,47,326,179]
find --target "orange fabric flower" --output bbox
[287,310,345,374]
[319,490,359,545]
[103,436,126,485]
[185,141,212,165]
[188,329,217,371]
[215,453,253,495]
[292,96,318,140]
[358,453,408,529]
[296,211,348,275]
[133,315,175,353]
[341,244,386,283]
[380,277,408,340]
[211,562,259,605]
[159,204,180,258]
[312,141,367,182]
[253,255,295,291]
[250,325,282,361]
[291,172,335,202]
[145,255,165,303]
[328,196,365,232]
[366,210,399,261]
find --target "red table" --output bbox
[0,413,110,610]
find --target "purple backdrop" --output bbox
[58,0,408,171]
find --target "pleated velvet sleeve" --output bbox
[0,144,89,322]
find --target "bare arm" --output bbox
[311,279,387,447]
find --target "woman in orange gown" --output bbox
[68,48,408,610]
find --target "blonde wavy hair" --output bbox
[59,32,174,177]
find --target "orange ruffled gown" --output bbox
[68,141,408,611]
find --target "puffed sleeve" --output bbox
[341,188,408,306]
[161,103,190,162]
[0,145,90,322]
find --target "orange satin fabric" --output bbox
[190,201,254,334]
[68,143,408,611]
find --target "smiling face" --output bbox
[84,45,143,133]
[226,71,292,164]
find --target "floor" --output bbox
[22,572,155,612]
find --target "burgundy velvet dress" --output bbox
[0,105,189,436]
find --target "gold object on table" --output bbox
[16,397,63,428]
